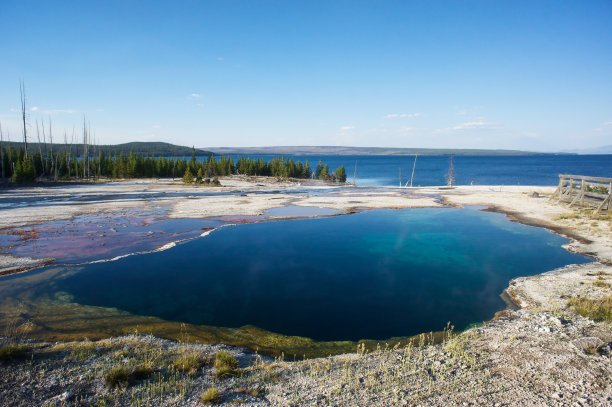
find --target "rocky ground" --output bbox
[0,179,611,406]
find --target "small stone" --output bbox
[59,391,73,401]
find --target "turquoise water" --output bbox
[33,207,589,341]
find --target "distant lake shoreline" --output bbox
[192,154,612,187]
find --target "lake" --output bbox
[214,154,612,187]
[2,207,589,344]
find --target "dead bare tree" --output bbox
[0,122,5,181]
[82,116,87,179]
[70,128,78,179]
[94,131,101,179]
[36,120,45,177]
[6,132,12,175]
[41,119,48,174]
[49,119,55,181]
[64,131,69,178]
[20,81,28,157]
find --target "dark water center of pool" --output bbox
[50,207,589,341]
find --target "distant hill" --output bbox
[562,145,612,155]
[3,141,213,157]
[206,146,550,156]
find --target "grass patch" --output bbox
[70,340,97,360]
[214,351,237,369]
[0,343,28,361]
[105,366,130,388]
[236,387,265,398]
[215,365,242,379]
[556,213,580,220]
[214,350,241,379]
[568,295,612,323]
[199,387,222,404]
[593,214,612,221]
[593,280,611,289]
[173,352,203,377]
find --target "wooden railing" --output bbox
[550,174,612,214]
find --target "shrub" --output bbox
[131,364,153,380]
[0,344,28,361]
[105,366,130,388]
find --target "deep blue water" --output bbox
[203,154,612,187]
[46,207,589,341]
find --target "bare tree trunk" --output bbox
[97,134,101,178]
[6,132,12,175]
[41,118,47,173]
[64,131,69,179]
[87,122,91,179]
[70,129,77,179]
[0,122,5,181]
[20,81,28,158]
[83,117,87,179]
[49,119,55,181]
[36,120,45,177]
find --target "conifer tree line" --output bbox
[0,142,347,184]
[1,84,347,184]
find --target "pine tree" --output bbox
[302,160,311,178]
[183,167,194,184]
[318,164,329,180]
[12,157,35,183]
[335,165,347,182]
[315,160,323,179]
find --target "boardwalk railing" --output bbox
[550,174,612,214]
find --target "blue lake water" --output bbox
[209,154,612,187]
[39,207,589,342]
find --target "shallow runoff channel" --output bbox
[0,203,591,358]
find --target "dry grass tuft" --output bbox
[173,352,204,377]
[199,387,222,404]
[568,295,612,323]
[105,366,130,388]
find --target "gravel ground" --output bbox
[1,303,610,406]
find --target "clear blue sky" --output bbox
[1,1,611,151]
